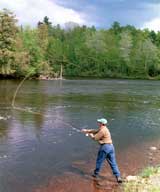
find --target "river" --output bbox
[0,79,160,192]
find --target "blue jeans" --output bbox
[94,144,120,177]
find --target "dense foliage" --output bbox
[1,9,160,79]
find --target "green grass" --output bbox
[140,167,157,178]
[123,166,160,192]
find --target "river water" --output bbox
[0,79,160,192]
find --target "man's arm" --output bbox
[92,130,104,140]
[87,130,103,141]
[81,129,98,134]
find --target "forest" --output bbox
[0,8,160,79]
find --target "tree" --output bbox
[111,21,122,35]
[37,23,48,53]
[0,9,18,75]
[14,31,30,76]
[37,23,51,76]
[149,30,157,44]
[156,32,160,47]
[119,31,133,74]
[22,27,44,75]
[1,8,160,79]
[43,16,52,26]
[142,39,160,77]
[47,37,67,78]
[38,16,52,36]
[134,38,160,77]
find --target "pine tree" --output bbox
[0,9,18,75]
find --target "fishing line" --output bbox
[11,66,48,116]
[12,74,85,132]
[11,60,81,114]
[12,73,29,108]
[11,69,85,134]
[57,119,87,133]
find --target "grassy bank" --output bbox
[123,166,160,192]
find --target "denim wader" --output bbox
[94,143,120,177]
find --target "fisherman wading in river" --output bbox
[82,118,122,183]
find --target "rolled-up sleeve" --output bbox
[88,129,98,134]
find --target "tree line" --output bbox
[0,8,160,79]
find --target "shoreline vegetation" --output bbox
[1,73,160,80]
[123,166,160,192]
[1,8,160,80]
[123,145,160,192]
[1,73,160,81]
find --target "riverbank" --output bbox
[1,74,160,81]
[33,139,160,192]
[124,166,160,192]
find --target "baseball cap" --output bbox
[97,118,107,125]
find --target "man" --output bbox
[82,118,122,183]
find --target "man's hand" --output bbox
[81,129,95,139]
[81,129,88,133]
[89,133,94,139]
